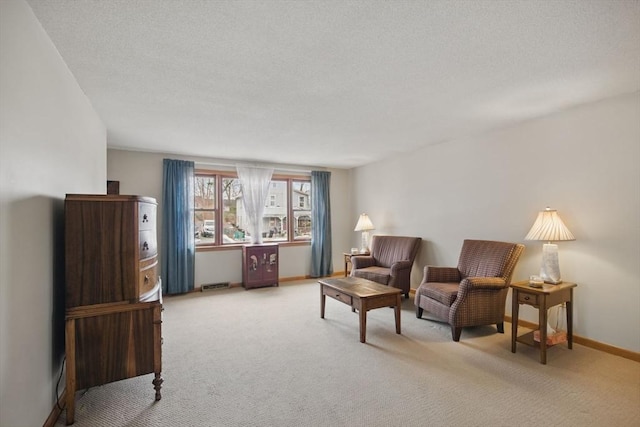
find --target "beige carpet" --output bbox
[57,280,640,427]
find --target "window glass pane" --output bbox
[195,176,216,245]
[292,180,311,240]
[195,176,215,209]
[263,180,287,242]
[222,177,247,244]
[195,211,216,245]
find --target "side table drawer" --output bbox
[325,288,353,306]
[518,292,539,306]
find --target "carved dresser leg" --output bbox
[153,373,163,401]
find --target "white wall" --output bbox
[0,1,106,425]
[352,92,640,353]
[107,149,351,285]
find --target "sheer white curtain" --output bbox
[236,165,273,244]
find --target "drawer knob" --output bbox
[143,241,149,251]
[142,214,149,223]
[144,275,150,283]
[524,296,530,301]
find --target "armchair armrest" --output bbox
[451,277,510,329]
[351,255,375,270]
[459,277,507,291]
[422,266,460,283]
[390,260,413,275]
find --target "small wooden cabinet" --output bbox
[242,244,279,289]
[64,194,162,424]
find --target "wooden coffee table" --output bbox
[318,277,402,343]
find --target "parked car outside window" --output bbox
[201,220,215,237]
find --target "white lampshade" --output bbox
[525,207,575,242]
[354,213,375,231]
[525,207,575,285]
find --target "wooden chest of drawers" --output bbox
[65,194,159,308]
[64,194,162,424]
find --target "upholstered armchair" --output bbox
[414,239,524,341]
[351,235,422,298]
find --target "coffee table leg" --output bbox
[359,300,367,343]
[320,285,325,319]
[394,294,401,335]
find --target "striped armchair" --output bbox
[414,239,524,341]
[351,235,422,298]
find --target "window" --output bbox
[194,171,311,248]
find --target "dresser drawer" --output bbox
[518,292,539,306]
[325,288,353,306]
[139,202,156,231]
[139,230,157,259]
[139,258,158,297]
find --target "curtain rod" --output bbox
[194,160,317,174]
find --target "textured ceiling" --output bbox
[26,0,640,169]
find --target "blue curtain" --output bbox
[310,171,333,277]
[161,159,195,294]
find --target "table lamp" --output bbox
[354,213,375,253]
[524,207,575,284]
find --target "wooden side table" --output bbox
[510,280,577,364]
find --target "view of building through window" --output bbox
[194,173,311,246]
[292,180,311,239]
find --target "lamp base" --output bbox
[540,243,562,284]
[360,231,370,253]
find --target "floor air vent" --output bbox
[201,282,230,291]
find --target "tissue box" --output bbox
[533,330,567,346]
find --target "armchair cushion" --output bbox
[351,266,391,285]
[416,281,458,306]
